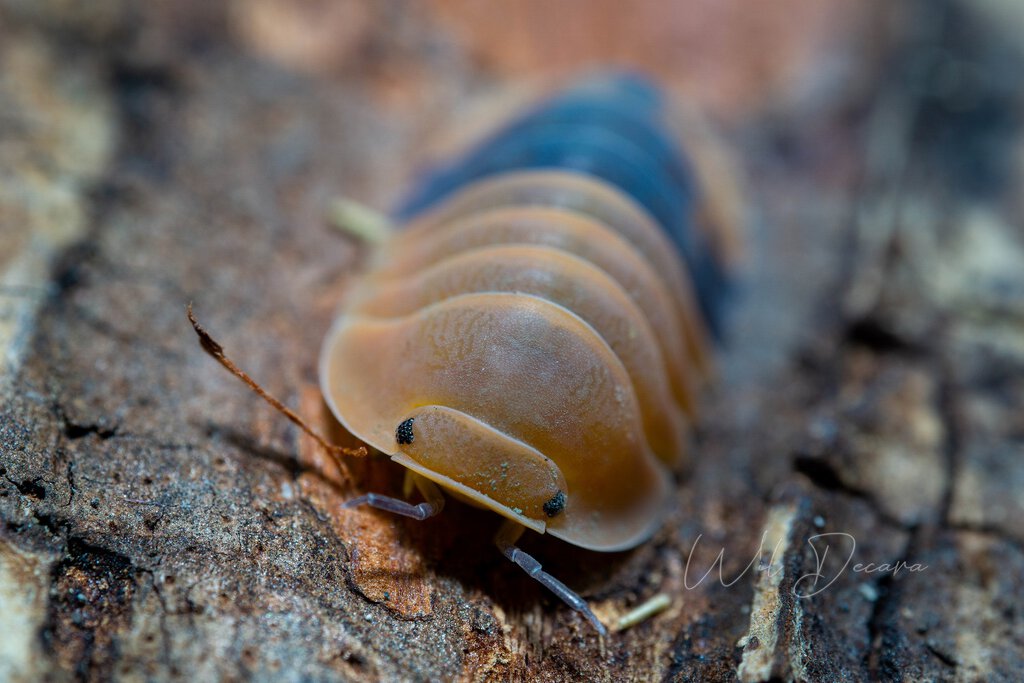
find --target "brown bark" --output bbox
[2,1,1023,681]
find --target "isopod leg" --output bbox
[342,473,445,520]
[494,520,607,636]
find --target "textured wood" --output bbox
[2,1,1023,681]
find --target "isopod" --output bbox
[192,73,738,635]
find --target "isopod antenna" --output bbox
[187,304,367,471]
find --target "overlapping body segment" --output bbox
[372,204,708,405]
[398,171,713,376]
[369,204,703,410]
[394,73,734,336]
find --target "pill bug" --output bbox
[192,73,737,635]
[323,73,738,631]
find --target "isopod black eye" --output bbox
[543,490,566,518]
[395,418,415,445]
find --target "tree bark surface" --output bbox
[2,2,1023,681]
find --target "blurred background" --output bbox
[6,0,1022,373]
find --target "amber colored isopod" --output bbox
[314,74,739,634]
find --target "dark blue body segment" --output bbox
[395,73,730,338]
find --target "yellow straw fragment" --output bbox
[614,593,672,631]
[329,198,395,244]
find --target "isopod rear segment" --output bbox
[394,73,737,338]
[317,73,739,635]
